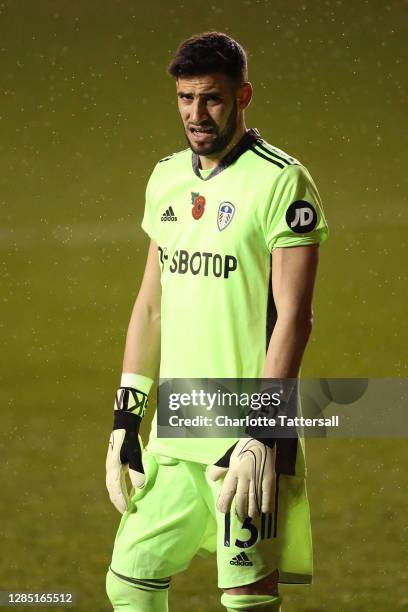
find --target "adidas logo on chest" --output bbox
[161,206,177,222]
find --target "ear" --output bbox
[238,82,253,110]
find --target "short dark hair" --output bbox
[168,32,248,84]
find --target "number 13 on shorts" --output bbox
[224,511,277,549]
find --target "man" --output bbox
[106,32,328,612]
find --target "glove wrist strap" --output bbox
[113,373,153,421]
[120,372,154,395]
[114,387,148,418]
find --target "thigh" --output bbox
[111,452,211,580]
[209,473,313,589]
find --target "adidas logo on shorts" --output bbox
[161,206,177,221]
[229,552,253,566]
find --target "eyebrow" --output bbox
[177,90,222,97]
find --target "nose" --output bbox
[189,98,208,125]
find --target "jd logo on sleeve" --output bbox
[285,200,317,234]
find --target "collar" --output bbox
[191,128,261,181]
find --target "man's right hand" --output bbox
[106,386,149,514]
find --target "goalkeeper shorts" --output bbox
[109,451,313,589]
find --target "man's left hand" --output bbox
[208,438,276,521]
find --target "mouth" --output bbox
[189,126,215,143]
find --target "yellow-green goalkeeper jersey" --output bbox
[141,128,328,469]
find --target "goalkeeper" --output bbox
[106,31,328,612]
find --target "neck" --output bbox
[199,123,247,170]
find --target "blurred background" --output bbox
[0,0,407,610]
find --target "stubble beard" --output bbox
[185,101,238,157]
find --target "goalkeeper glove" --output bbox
[208,437,276,521]
[208,380,297,520]
[105,373,153,514]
